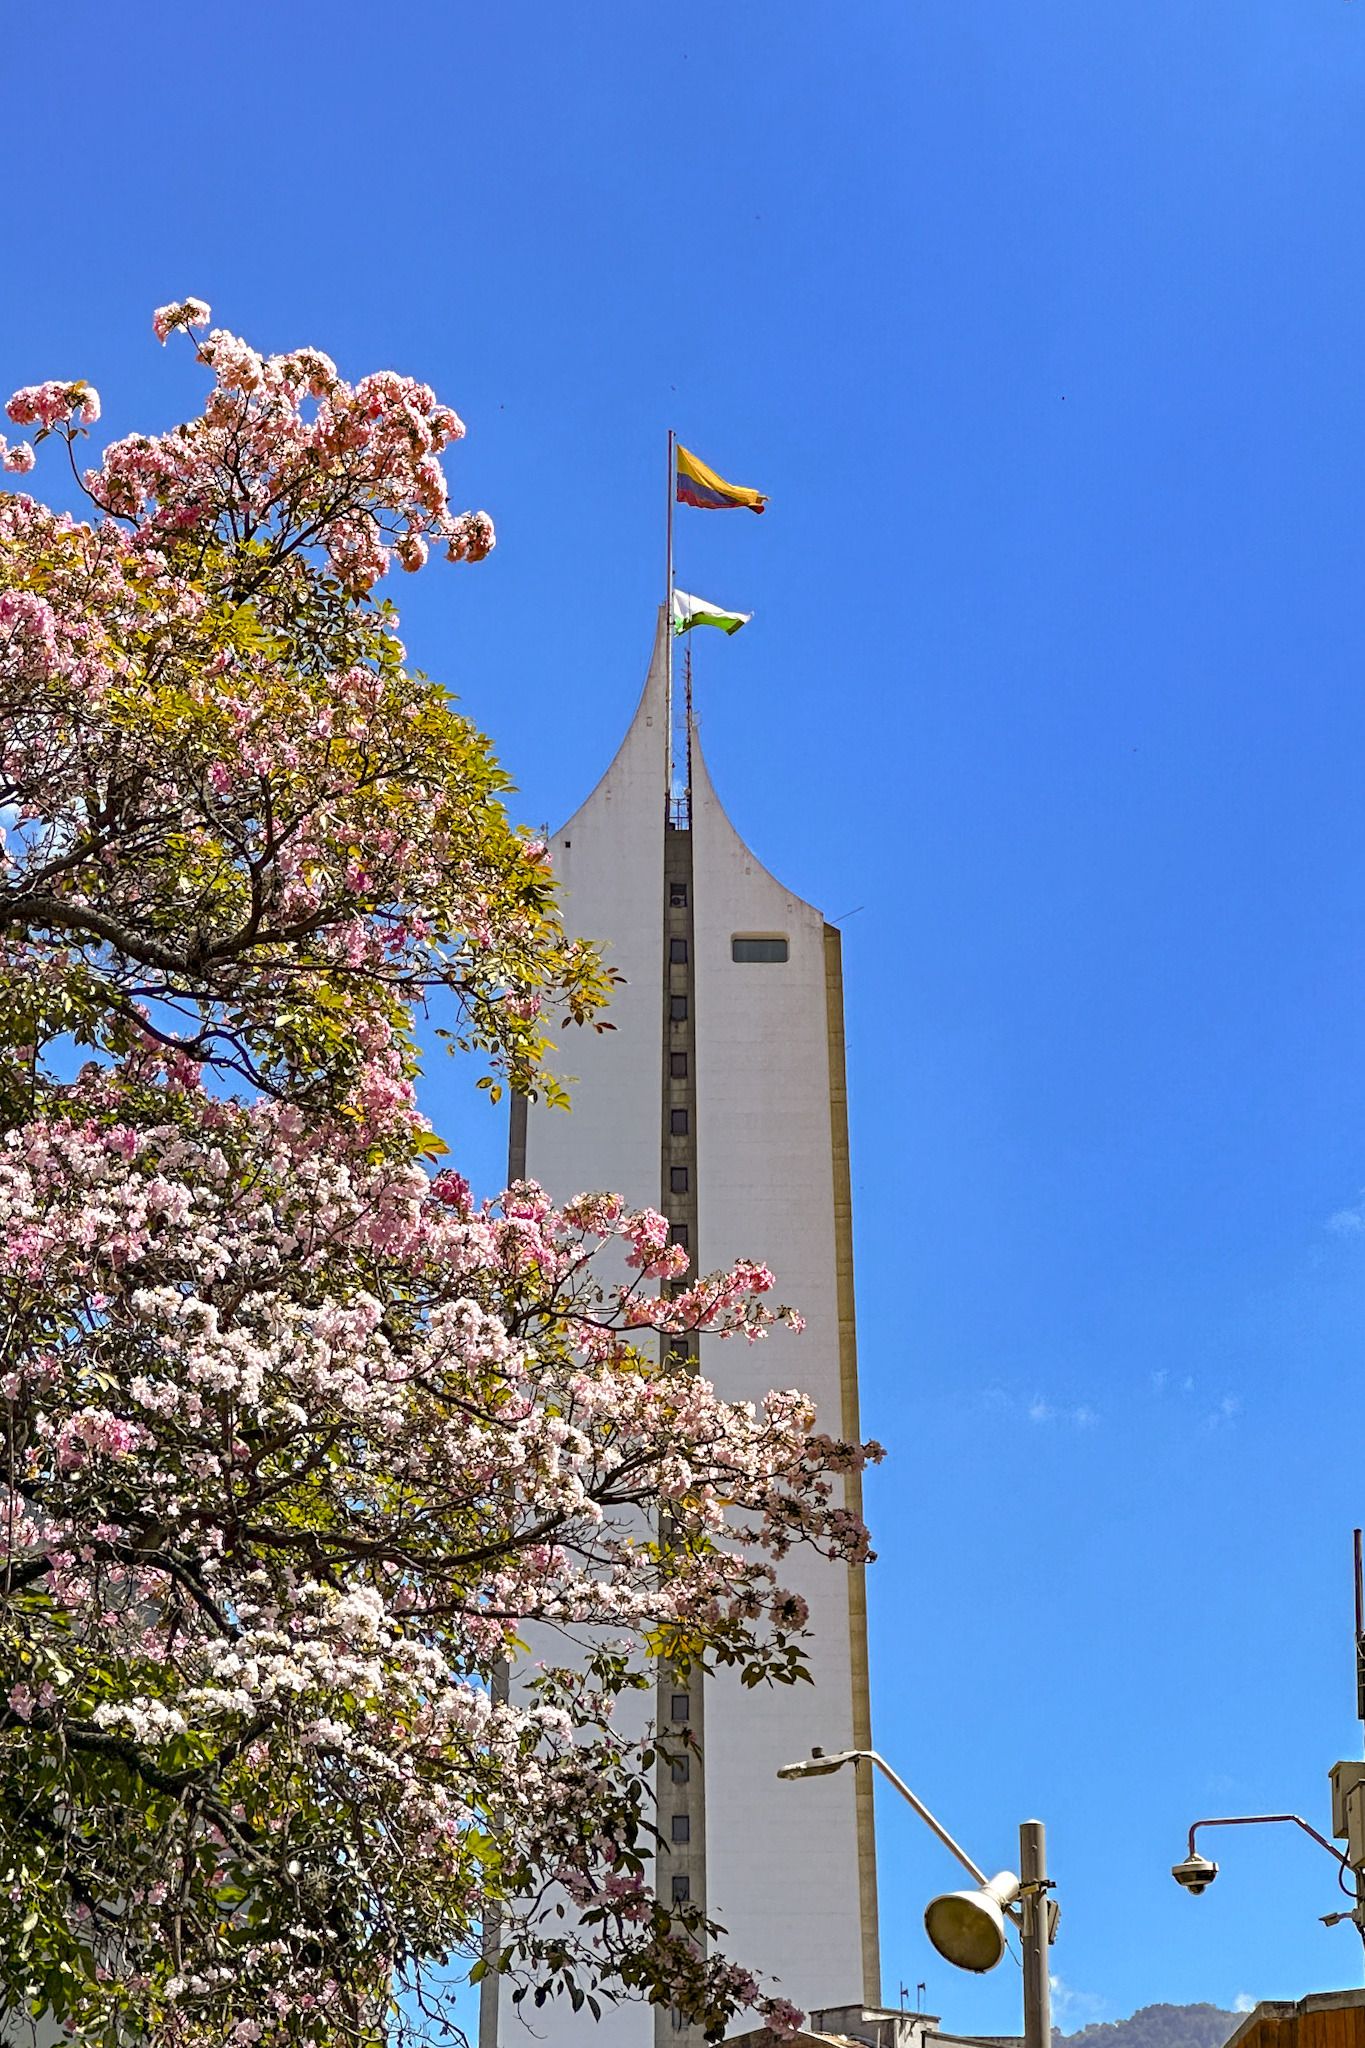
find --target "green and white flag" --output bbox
[671,587,752,637]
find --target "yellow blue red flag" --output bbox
[676,443,768,514]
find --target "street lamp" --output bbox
[1168,1534,1365,1967]
[777,1749,1056,2048]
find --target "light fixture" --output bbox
[775,1748,858,1780]
[924,1871,1022,1973]
[777,1745,1055,2048]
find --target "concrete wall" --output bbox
[498,615,877,2048]
[689,734,873,2017]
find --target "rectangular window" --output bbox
[670,1165,689,1194]
[670,882,688,907]
[670,1693,689,1722]
[669,994,688,1022]
[731,936,789,963]
[670,1052,688,1079]
[671,1814,691,1844]
[671,1874,691,1903]
[670,1107,689,1135]
[670,937,688,964]
[670,1222,689,1249]
[671,1755,690,1784]
[668,1337,689,1361]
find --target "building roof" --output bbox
[1225,1989,1365,2048]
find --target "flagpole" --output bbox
[684,638,693,807]
[665,428,675,804]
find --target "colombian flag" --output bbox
[676,443,768,514]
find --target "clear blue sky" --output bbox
[9,0,1365,2030]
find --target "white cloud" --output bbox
[1326,1194,1365,1236]
[1049,1975,1109,2028]
[981,1390,1099,1429]
[1026,1395,1098,1428]
[1015,1392,1096,1425]
[1234,1995,1256,2014]
[1204,1393,1241,1431]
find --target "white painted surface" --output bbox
[526,608,668,1214]
[690,731,866,2016]
[503,615,873,2048]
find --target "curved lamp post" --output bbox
[777,1748,1056,2048]
[1171,1810,1365,1949]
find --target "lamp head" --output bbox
[1171,1853,1218,1896]
[923,1871,1020,1974]
[777,1747,854,1780]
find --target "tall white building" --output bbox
[489,610,878,2048]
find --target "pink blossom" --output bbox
[0,299,866,2048]
[6,379,97,430]
[152,295,211,343]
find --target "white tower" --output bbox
[491,611,878,2048]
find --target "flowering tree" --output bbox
[0,304,878,2048]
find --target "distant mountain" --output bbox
[1058,2005,1242,2048]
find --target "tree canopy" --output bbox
[0,303,878,2048]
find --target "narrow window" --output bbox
[670,1693,689,1722]
[731,936,789,964]
[671,1814,691,1844]
[670,1052,688,1079]
[672,1874,691,1903]
[671,1756,690,1784]
[669,994,688,1022]
[668,1337,689,1361]
[670,1222,689,1250]
[670,937,688,964]
[670,1165,689,1194]
[670,1107,689,1136]
[670,882,688,908]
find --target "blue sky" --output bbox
[9,0,1365,2030]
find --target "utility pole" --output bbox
[1020,1820,1052,2048]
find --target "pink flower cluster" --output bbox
[152,296,211,343]
[0,375,98,473]
[6,378,100,430]
[2,298,492,592]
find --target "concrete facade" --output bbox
[728,2004,1022,2048]
[490,612,877,2048]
